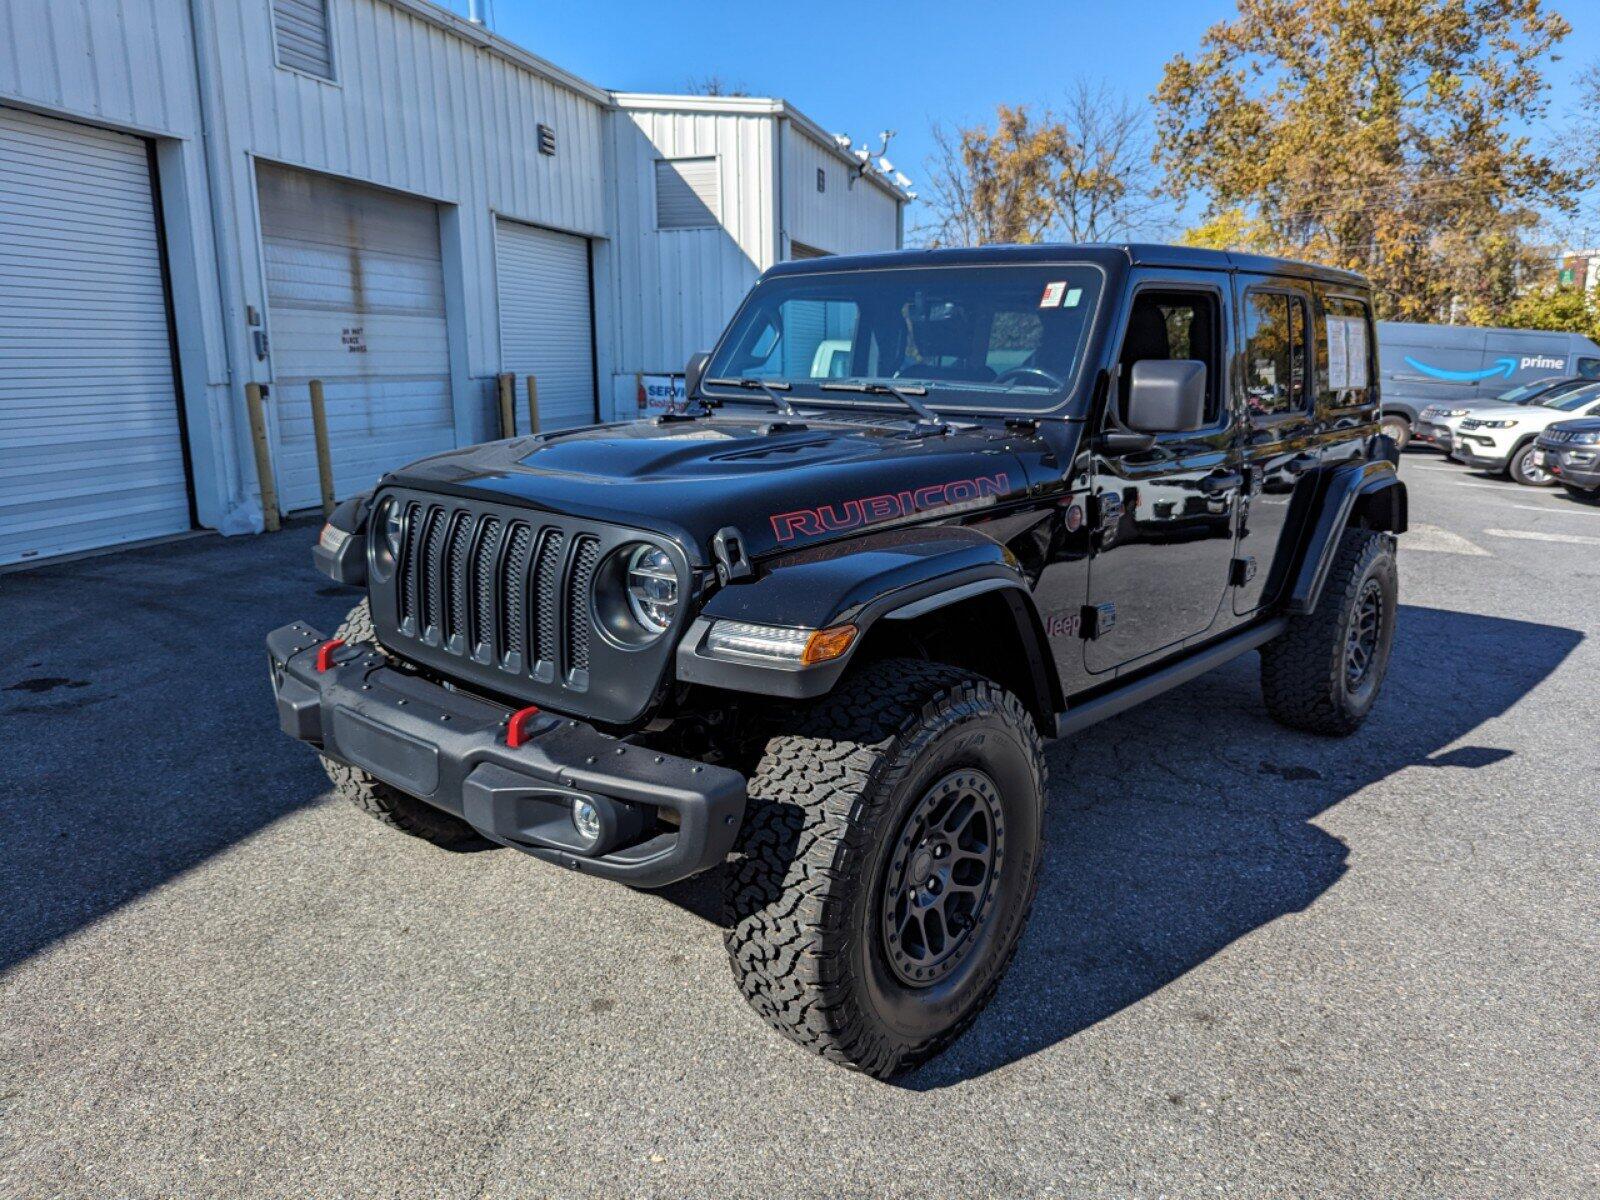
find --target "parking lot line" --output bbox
[1484,528,1600,546]
[1508,503,1600,516]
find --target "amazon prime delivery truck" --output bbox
[1377,321,1600,447]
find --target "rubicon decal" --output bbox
[770,473,1011,542]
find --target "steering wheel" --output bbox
[993,366,1064,390]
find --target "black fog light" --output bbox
[566,793,646,856]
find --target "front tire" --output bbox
[724,659,1046,1078]
[319,600,484,849]
[1261,529,1397,736]
[1508,441,1554,487]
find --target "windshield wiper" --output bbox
[704,376,796,416]
[821,379,947,431]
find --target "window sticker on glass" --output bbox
[1040,281,1067,308]
[1063,287,1082,308]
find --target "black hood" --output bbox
[385,414,1038,565]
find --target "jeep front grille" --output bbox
[392,501,595,689]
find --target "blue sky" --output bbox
[460,0,1600,240]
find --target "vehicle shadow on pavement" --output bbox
[893,604,1582,1089]
[0,522,361,974]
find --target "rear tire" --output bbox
[724,659,1046,1078]
[1379,414,1411,451]
[319,600,485,850]
[1508,441,1554,487]
[1261,529,1397,736]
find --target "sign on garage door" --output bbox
[256,163,455,513]
[0,106,191,566]
[495,219,595,433]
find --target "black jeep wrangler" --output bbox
[270,244,1406,1078]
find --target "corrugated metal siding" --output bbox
[272,0,335,80]
[214,0,610,386]
[257,162,453,511]
[609,109,773,377]
[784,127,901,256]
[0,0,203,140]
[495,218,595,432]
[0,106,190,564]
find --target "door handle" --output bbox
[1198,470,1244,496]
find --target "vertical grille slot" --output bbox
[398,501,424,630]
[420,506,449,642]
[468,516,502,660]
[530,530,566,680]
[442,511,473,651]
[565,535,601,676]
[498,522,534,669]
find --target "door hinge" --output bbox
[1079,602,1116,639]
[1229,556,1257,587]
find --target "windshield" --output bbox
[1497,380,1549,403]
[1544,384,1600,411]
[703,265,1104,414]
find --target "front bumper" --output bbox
[1451,434,1509,471]
[268,622,745,887]
[1535,445,1600,489]
[1413,421,1454,451]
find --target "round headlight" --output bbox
[625,544,679,634]
[381,500,405,558]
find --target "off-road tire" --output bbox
[1508,440,1554,487]
[724,659,1047,1078]
[1378,414,1411,452]
[319,600,484,849]
[1261,528,1397,736]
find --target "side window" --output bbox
[1243,290,1310,419]
[1119,290,1223,423]
[1576,356,1600,380]
[1320,294,1374,407]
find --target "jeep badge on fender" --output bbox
[269,244,1405,1079]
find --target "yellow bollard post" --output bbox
[244,382,280,533]
[498,373,515,439]
[308,379,335,518]
[525,375,540,435]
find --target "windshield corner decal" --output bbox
[770,473,1011,542]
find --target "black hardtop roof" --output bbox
[765,242,1371,290]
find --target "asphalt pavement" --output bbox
[2,459,1597,1198]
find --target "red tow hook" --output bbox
[506,705,542,749]
[314,638,346,672]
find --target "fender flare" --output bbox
[1285,460,1407,615]
[675,524,1061,716]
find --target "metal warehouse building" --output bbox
[0,0,908,566]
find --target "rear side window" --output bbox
[1243,290,1311,419]
[1576,356,1600,380]
[1320,295,1374,407]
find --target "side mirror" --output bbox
[1125,359,1208,433]
[685,351,711,401]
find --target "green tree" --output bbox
[1470,285,1600,339]
[1154,0,1586,321]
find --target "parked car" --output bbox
[1377,321,1600,447]
[1414,376,1595,454]
[1451,382,1600,485]
[270,244,1406,1078]
[1534,416,1600,502]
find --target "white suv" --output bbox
[1451,382,1600,485]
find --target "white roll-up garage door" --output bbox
[0,106,191,566]
[256,163,454,512]
[495,219,595,433]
